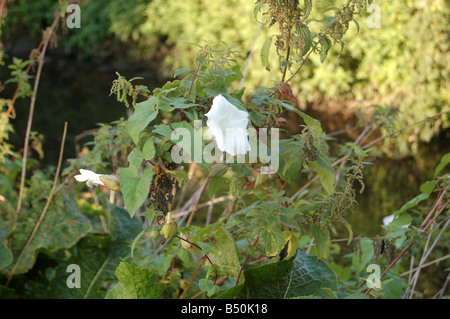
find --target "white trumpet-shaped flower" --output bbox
[205,94,250,156]
[74,169,105,188]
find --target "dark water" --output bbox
[4,54,163,166]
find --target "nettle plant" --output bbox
[75,0,388,299]
[69,0,447,299]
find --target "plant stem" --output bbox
[15,14,59,219]
[179,259,205,299]
[280,29,292,83]
[235,236,259,285]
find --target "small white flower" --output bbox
[74,169,105,188]
[205,94,251,156]
[383,214,395,227]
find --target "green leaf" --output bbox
[303,0,312,19]
[196,242,217,256]
[199,278,220,297]
[127,97,158,144]
[340,217,353,245]
[352,239,374,275]
[106,260,164,299]
[10,195,92,275]
[419,180,436,195]
[278,139,303,183]
[0,240,13,270]
[258,217,285,256]
[159,96,199,112]
[243,249,337,298]
[434,153,450,177]
[309,153,335,194]
[141,136,156,161]
[260,37,272,71]
[395,193,429,215]
[174,68,191,78]
[216,284,243,299]
[319,36,332,63]
[296,24,313,56]
[352,18,360,35]
[323,16,337,30]
[46,205,143,298]
[310,224,331,260]
[127,148,144,167]
[153,124,173,140]
[208,228,241,281]
[119,166,155,218]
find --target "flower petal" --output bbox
[205,94,250,156]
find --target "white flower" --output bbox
[74,169,105,188]
[383,214,395,227]
[205,94,250,156]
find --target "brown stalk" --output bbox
[15,14,60,219]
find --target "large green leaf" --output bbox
[127,97,158,144]
[46,205,143,299]
[119,166,155,218]
[105,260,164,299]
[309,153,335,194]
[310,224,331,260]
[243,249,337,298]
[10,194,92,275]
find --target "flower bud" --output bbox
[160,212,178,243]
[99,175,121,191]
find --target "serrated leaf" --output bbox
[199,278,220,297]
[119,166,155,218]
[106,260,164,299]
[296,24,313,56]
[303,0,312,19]
[310,224,331,260]
[309,154,335,194]
[260,37,272,71]
[319,36,332,63]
